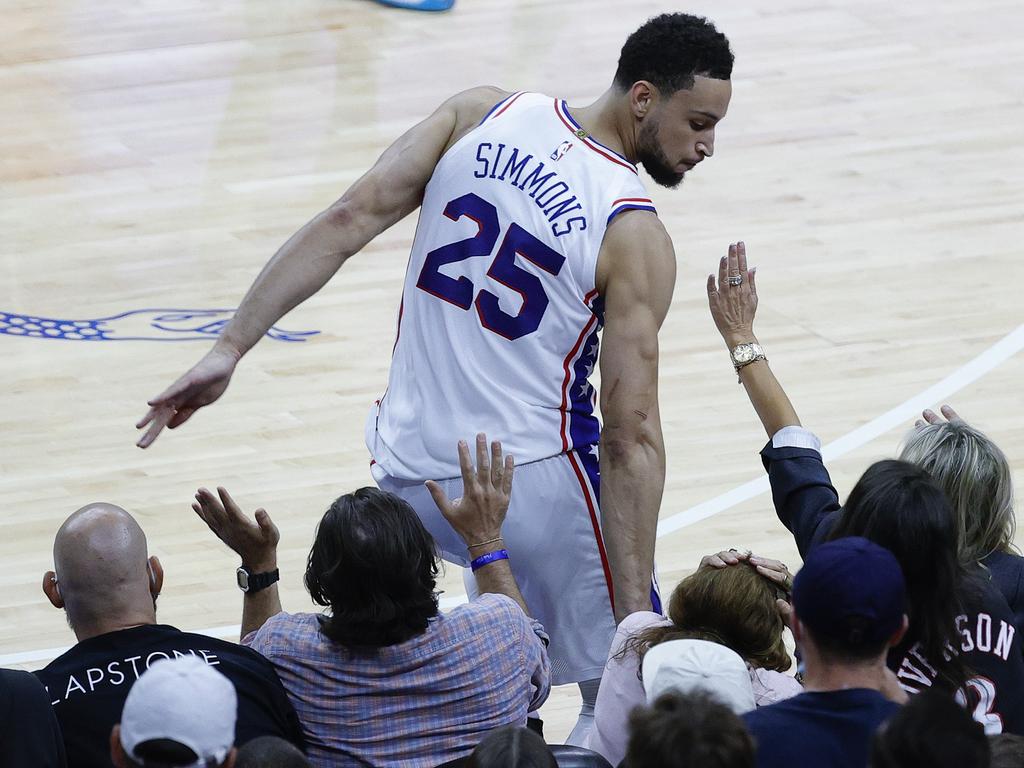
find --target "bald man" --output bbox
[34,504,305,768]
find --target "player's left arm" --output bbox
[596,210,675,623]
[136,86,507,447]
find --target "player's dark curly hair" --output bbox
[305,487,440,648]
[614,13,734,94]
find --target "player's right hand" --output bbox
[135,347,239,448]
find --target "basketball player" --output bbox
[136,13,733,739]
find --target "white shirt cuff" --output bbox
[771,426,822,452]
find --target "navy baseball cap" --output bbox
[792,536,906,647]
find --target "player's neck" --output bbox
[567,88,637,163]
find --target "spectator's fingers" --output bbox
[707,273,718,296]
[254,508,279,544]
[922,408,942,424]
[737,241,748,278]
[757,564,792,591]
[490,440,503,489]
[456,440,475,491]
[475,433,489,485]
[700,554,728,568]
[195,488,226,529]
[940,404,961,422]
[748,266,757,297]
[425,480,451,515]
[750,554,786,570]
[915,419,926,428]
[501,454,515,497]
[718,254,728,288]
[727,242,740,280]
[195,487,222,514]
[191,501,210,527]
[216,487,246,523]
[776,598,794,628]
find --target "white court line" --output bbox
[5,324,1023,668]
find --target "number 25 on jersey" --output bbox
[416,192,566,341]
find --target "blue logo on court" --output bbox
[0,309,319,342]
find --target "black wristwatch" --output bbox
[236,566,280,594]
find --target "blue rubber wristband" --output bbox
[470,548,509,572]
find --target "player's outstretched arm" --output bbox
[136,86,508,448]
[706,241,800,436]
[596,211,675,623]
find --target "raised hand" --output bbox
[425,434,515,550]
[700,549,752,568]
[192,486,279,570]
[749,554,794,595]
[915,404,963,429]
[700,549,794,594]
[707,241,758,347]
[136,347,240,448]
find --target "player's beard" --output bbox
[636,116,684,189]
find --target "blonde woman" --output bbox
[901,405,1022,632]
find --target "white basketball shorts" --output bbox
[372,448,657,686]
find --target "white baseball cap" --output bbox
[642,639,756,714]
[119,655,237,767]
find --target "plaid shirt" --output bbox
[244,593,550,767]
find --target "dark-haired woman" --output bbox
[706,242,1024,735]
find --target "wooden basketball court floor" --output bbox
[2,0,1023,740]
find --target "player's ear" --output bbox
[630,81,656,118]
[43,571,64,609]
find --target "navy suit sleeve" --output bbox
[981,551,1024,640]
[759,441,841,558]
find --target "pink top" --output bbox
[585,611,803,766]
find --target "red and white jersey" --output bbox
[366,92,657,480]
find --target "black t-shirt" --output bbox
[1,668,67,768]
[743,689,899,768]
[34,624,305,768]
[982,550,1024,637]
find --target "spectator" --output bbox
[901,406,1024,632]
[35,503,304,768]
[1,667,67,767]
[192,435,549,768]
[468,727,556,768]
[989,733,1024,768]
[642,639,755,712]
[236,736,311,768]
[871,691,989,767]
[111,656,236,768]
[623,690,755,768]
[707,241,1024,733]
[586,555,799,765]
[742,537,908,768]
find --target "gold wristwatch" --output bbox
[730,342,766,381]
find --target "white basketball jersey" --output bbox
[366,92,657,480]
